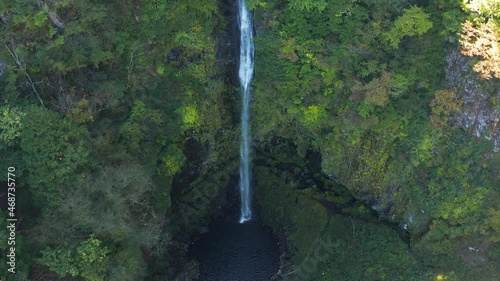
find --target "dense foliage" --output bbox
[1,0,235,280]
[248,0,500,279]
[0,0,499,280]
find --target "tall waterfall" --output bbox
[238,0,254,223]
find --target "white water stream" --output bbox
[238,0,254,223]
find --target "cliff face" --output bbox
[446,49,500,152]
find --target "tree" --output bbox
[36,164,163,280]
[120,100,166,153]
[355,72,410,108]
[385,6,433,48]
[464,0,500,18]
[0,105,25,147]
[485,208,500,242]
[363,71,392,107]
[38,164,161,245]
[460,20,500,79]
[20,105,90,207]
[289,0,328,12]
[430,89,462,131]
[39,235,111,281]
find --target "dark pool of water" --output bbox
[190,217,280,281]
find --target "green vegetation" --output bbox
[384,6,433,49]
[39,235,110,281]
[0,0,235,279]
[0,0,499,280]
[250,0,499,279]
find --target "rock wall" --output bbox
[446,49,500,151]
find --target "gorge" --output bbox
[0,0,498,280]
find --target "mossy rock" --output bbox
[291,215,431,281]
[254,166,329,262]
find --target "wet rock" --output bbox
[0,14,9,25]
[197,226,209,234]
[0,61,6,78]
[401,201,431,239]
[167,48,182,62]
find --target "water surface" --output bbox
[191,218,280,281]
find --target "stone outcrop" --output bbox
[0,61,6,78]
[446,48,500,152]
[43,3,65,29]
[0,14,9,25]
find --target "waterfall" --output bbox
[238,0,254,224]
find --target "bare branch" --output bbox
[127,41,143,88]
[4,43,47,109]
